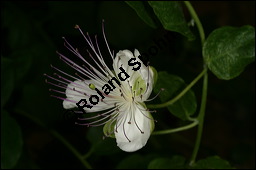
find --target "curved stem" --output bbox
[152,120,198,135]
[147,69,206,109]
[189,70,208,166]
[50,130,92,169]
[184,1,205,45]
[184,1,208,166]
[15,109,92,169]
[82,146,95,159]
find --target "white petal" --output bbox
[134,49,140,58]
[112,49,154,100]
[113,49,134,76]
[115,103,153,152]
[63,80,115,112]
[138,66,154,100]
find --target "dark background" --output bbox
[1,1,255,169]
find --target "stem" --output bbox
[189,70,208,166]
[51,130,92,169]
[152,120,198,135]
[184,1,205,45]
[184,1,208,166]
[15,109,92,169]
[82,146,94,159]
[147,69,206,109]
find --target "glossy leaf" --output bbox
[193,156,233,169]
[153,72,197,120]
[148,1,195,40]
[1,110,23,169]
[125,1,157,28]
[1,57,15,108]
[203,26,255,80]
[86,126,120,156]
[11,51,33,83]
[148,155,186,169]
[117,154,155,169]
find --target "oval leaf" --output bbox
[148,155,185,169]
[153,72,197,120]
[148,1,195,40]
[203,26,255,80]
[125,1,158,28]
[1,57,15,108]
[193,156,233,169]
[117,154,155,169]
[1,110,23,169]
[86,126,120,155]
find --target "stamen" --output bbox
[119,89,127,101]
[105,110,120,136]
[58,39,109,83]
[78,107,117,120]
[102,19,114,60]
[122,118,131,143]
[45,78,67,90]
[128,108,132,124]
[75,73,85,81]
[75,23,115,81]
[131,106,144,134]
[50,95,77,103]
[50,64,79,81]
[140,88,143,100]
[44,74,68,86]
[145,88,165,102]
[75,110,118,127]
[134,103,157,122]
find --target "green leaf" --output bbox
[148,1,195,40]
[86,126,120,155]
[3,2,34,51]
[1,57,15,108]
[125,1,158,28]
[1,52,32,108]
[193,156,233,169]
[117,154,155,169]
[148,155,186,169]
[153,72,197,120]
[1,110,23,169]
[203,26,255,80]
[11,50,33,83]
[13,149,40,169]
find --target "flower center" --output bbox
[116,76,147,104]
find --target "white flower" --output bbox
[45,22,156,152]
